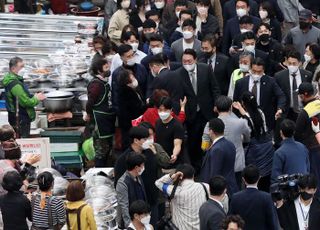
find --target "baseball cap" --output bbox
[299,9,313,21]
[298,82,314,95]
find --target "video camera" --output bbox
[270,173,304,201]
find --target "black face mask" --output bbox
[300,191,313,201]
[103,70,111,78]
[299,21,311,30]
[259,34,270,43]
[204,51,214,59]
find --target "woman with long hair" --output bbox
[233,91,274,192]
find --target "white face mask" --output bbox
[145,4,151,11]
[140,215,151,225]
[304,54,312,63]
[130,42,139,52]
[183,63,196,72]
[106,54,115,62]
[126,57,136,66]
[175,11,180,18]
[243,44,255,53]
[239,64,250,72]
[138,165,145,175]
[128,78,138,88]
[197,6,208,15]
[288,65,299,74]
[18,67,26,77]
[155,1,165,9]
[142,138,154,149]
[240,28,250,34]
[183,30,194,39]
[121,0,130,9]
[236,8,247,17]
[251,73,262,81]
[158,111,171,121]
[259,10,268,20]
[151,47,163,55]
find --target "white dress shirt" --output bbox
[289,70,302,108]
[294,197,311,230]
[207,54,216,71]
[249,75,261,105]
[183,39,194,50]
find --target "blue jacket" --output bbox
[229,188,279,230]
[200,137,238,195]
[271,138,310,184]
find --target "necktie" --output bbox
[251,80,259,98]
[292,73,299,113]
[190,71,197,94]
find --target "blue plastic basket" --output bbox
[0,100,6,109]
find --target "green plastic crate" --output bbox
[40,130,83,143]
[52,151,83,169]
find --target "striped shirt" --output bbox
[31,194,66,228]
[155,174,209,230]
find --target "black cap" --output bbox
[298,82,314,96]
[299,9,313,20]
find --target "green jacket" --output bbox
[2,72,39,121]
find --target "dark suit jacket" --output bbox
[151,68,183,113]
[199,53,230,95]
[229,188,279,230]
[277,197,320,230]
[177,63,221,122]
[199,199,227,230]
[222,16,261,55]
[223,0,259,22]
[200,137,238,195]
[233,75,286,130]
[275,68,313,113]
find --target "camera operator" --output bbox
[277,174,320,230]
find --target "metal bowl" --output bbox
[43,91,74,112]
[45,90,74,98]
[79,94,88,111]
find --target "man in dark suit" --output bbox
[200,118,238,195]
[233,57,286,131]
[229,165,279,230]
[149,53,184,113]
[277,174,320,230]
[222,0,261,55]
[178,49,220,173]
[199,35,230,95]
[275,51,313,121]
[199,175,227,230]
[223,0,259,22]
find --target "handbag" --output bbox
[156,181,180,230]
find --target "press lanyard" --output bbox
[298,201,310,230]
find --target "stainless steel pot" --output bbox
[43,91,74,112]
[79,94,87,111]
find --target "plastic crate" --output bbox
[51,151,83,169]
[0,100,6,109]
[40,130,83,143]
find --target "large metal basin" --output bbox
[43,91,74,112]
[79,94,87,111]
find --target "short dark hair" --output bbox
[182,19,196,30]
[91,58,108,75]
[146,9,160,19]
[129,126,149,144]
[287,50,301,62]
[176,164,195,179]
[149,53,168,66]
[215,96,233,112]
[129,200,150,220]
[101,41,118,56]
[174,0,188,8]
[280,119,296,138]
[93,35,107,45]
[139,122,155,132]
[0,124,15,142]
[208,118,225,135]
[307,43,320,60]
[118,44,133,56]
[159,96,173,110]
[149,33,164,43]
[260,1,276,18]
[152,89,170,108]
[142,19,157,29]
[242,164,260,184]
[183,48,197,59]
[2,171,23,192]
[118,70,132,86]
[221,215,245,230]
[298,174,317,189]
[241,31,256,42]
[126,153,146,171]
[209,176,227,196]
[66,181,85,202]
[37,171,54,191]
[2,140,21,160]
[179,9,193,19]
[251,57,265,69]
[9,57,23,69]
[235,0,249,6]
[239,15,253,25]
[195,0,210,6]
[257,22,271,31]
[202,34,217,48]
[121,31,138,43]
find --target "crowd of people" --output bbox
[1,0,320,229]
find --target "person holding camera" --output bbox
[277,174,320,230]
[155,164,209,229]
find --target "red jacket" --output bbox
[142,107,185,127]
